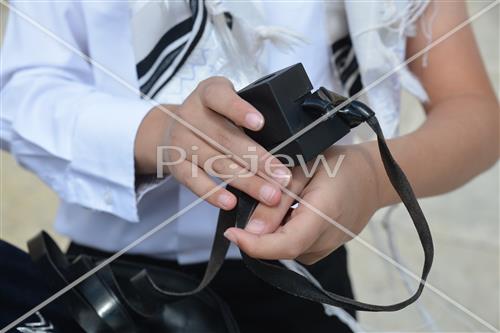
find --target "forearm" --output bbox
[369,94,499,208]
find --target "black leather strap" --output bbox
[234,115,434,311]
[130,204,234,303]
[133,113,434,313]
[29,111,433,326]
[27,232,115,332]
[28,232,241,333]
[69,256,138,332]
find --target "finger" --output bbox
[169,159,237,210]
[197,152,283,206]
[200,115,292,187]
[224,207,326,260]
[284,191,348,264]
[245,167,309,234]
[179,134,282,205]
[198,77,265,131]
[223,167,282,206]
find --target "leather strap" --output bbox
[132,113,434,312]
[130,204,234,303]
[28,232,115,332]
[235,115,434,311]
[29,108,433,321]
[28,232,240,332]
[70,256,138,332]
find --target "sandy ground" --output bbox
[0,2,498,332]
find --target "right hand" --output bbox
[135,77,292,210]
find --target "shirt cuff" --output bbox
[68,91,156,222]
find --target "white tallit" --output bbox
[131,0,430,138]
[328,1,430,137]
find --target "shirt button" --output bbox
[104,189,113,206]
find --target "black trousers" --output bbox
[0,240,82,332]
[68,244,356,333]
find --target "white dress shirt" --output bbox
[1,1,420,263]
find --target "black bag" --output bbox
[20,64,433,332]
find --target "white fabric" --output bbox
[130,1,192,62]
[1,1,423,263]
[344,1,429,137]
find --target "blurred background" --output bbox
[1,1,498,332]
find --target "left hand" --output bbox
[223,143,383,264]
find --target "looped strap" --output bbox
[132,113,433,312]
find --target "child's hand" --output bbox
[135,77,292,210]
[223,143,381,264]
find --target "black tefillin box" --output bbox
[238,63,352,164]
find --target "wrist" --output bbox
[134,105,177,174]
[326,143,382,213]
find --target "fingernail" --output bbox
[245,112,264,130]
[260,184,277,203]
[218,193,234,209]
[273,168,291,187]
[245,219,266,234]
[224,230,238,245]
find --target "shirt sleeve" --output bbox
[0,2,154,222]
